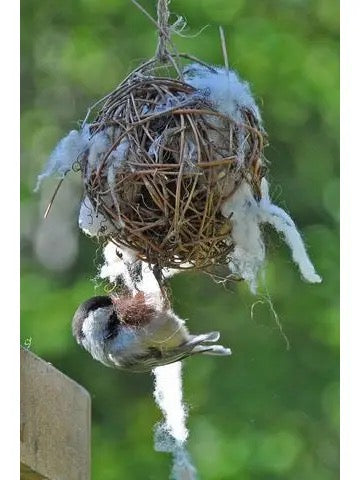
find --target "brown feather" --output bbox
[111,292,156,326]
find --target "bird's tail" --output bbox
[187,331,232,357]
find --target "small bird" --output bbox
[72,292,231,373]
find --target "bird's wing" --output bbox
[118,331,231,372]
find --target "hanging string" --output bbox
[156,0,171,61]
[130,0,181,68]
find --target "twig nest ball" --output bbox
[80,60,266,270]
[37,59,321,288]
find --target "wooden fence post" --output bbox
[20,347,91,480]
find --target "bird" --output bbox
[72,292,231,373]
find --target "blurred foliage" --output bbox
[20,0,339,478]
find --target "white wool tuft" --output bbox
[153,363,197,480]
[78,196,115,237]
[86,130,111,178]
[153,92,195,115]
[34,125,90,191]
[221,182,265,292]
[153,363,188,443]
[100,242,181,295]
[107,139,129,172]
[183,63,261,124]
[107,140,129,218]
[222,178,321,290]
[138,263,163,302]
[100,242,138,291]
[258,179,322,283]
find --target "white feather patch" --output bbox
[258,179,322,283]
[221,182,265,292]
[153,363,197,480]
[34,125,90,191]
[222,179,321,290]
[78,196,116,237]
[184,63,261,124]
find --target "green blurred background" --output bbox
[20,0,339,479]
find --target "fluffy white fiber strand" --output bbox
[153,362,197,480]
[100,242,180,294]
[107,139,129,218]
[221,182,265,293]
[86,130,111,178]
[78,196,116,237]
[100,242,139,292]
[35,125,121,192]
[100,243,183,314]
[222,179,321,290]
[107,139,129,184]
[153,92,196,116]
[257,178,322,283]
[183,64,261,167]
[183,64,261,125]
[34,125,90,191]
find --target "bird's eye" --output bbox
[105,312,119,340]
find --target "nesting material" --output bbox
[100,241,171,305]
[80,59,265,271]
[258,179,321,283]
[153,362,197,480]
[78,196,116,237]
[183,63,261,127]
[222,177,321,292]
[221,181,265,292]
[38,57,320,289]
[34,126,90,192]
[100,242,140,289]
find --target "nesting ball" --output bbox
[37,58,320,289]
[80,60,265,271]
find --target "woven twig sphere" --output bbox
[81,59,265,271]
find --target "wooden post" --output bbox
[20,347,91,480]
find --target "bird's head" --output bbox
[72,293,156,346]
